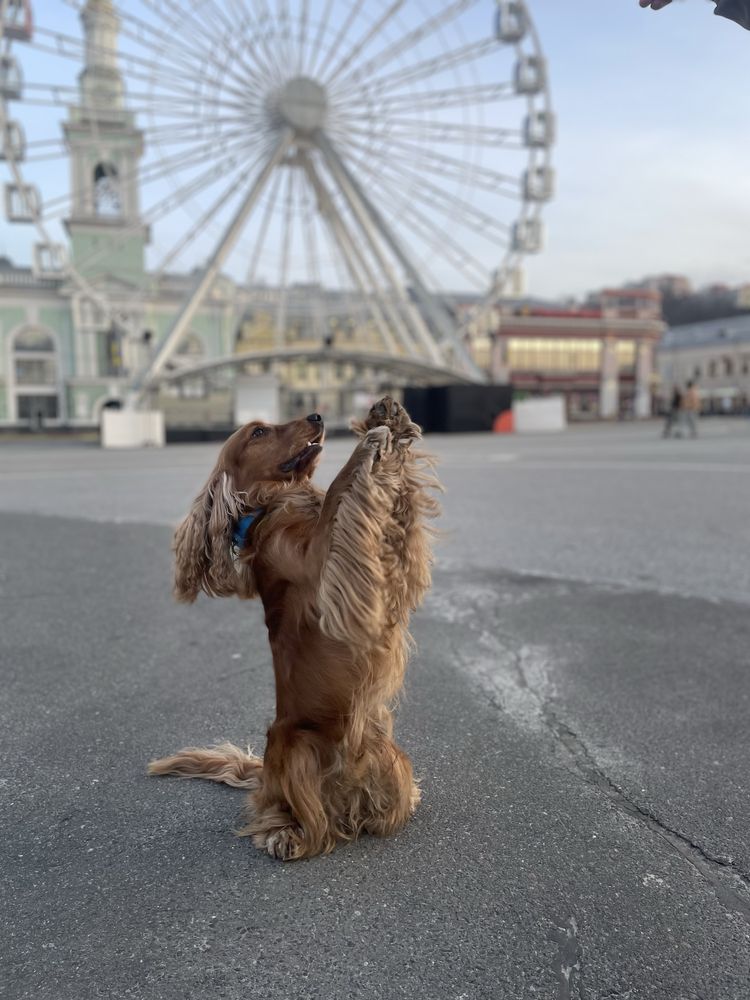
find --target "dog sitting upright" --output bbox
[149,397,439,860]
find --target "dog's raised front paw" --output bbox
[362,425,391,462]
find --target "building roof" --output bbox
[661,314,750,350]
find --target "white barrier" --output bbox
[101,410,165,448]
[512,395,566,433]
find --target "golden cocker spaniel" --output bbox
[149,397,439,860]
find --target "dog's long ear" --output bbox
[173,469,255,602]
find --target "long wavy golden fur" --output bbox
[149,397,440,860]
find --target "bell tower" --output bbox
[64,0,148,285]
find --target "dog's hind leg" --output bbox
[148,742,262,789]
[238,721,336,860]
[360,736,420,839]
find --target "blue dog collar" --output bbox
[232,508,265,549]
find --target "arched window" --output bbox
[93,162,120,217]
[14,328,54,352]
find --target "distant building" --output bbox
[633,274,693,298]
[657,315,750,413]
[473,288,664,420]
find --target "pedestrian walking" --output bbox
[639,0,750,30]
[662,386,682,438]
[682,380,701,438]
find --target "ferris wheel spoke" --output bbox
[275,166,296,347]
[297,0,310,75]
[42,130,255,221]
[350,147,515,236]
[316,133,450,365]
[331,0,483,92]
[38,11,264,103]
[248,0,290,87]
[345,154,491,287]
[183,0,282,94]
[299,164,320,287]
[245,168,284,288]
[311,0,367,80]
[308,152,424,357]
[306,0,336,75]
[152,152,273,276]
[29,27,243,101]
[299,151,401,355]
[342,132,521,192]
[276,0,295,73]
[133,129,294,397]
[336,37,497,102]
[128,5,273,103]
[18,81,257,119]
[337,82,517,116]
[323,0,405,86]
[68,145,261,278]
[340,133,520,198]
[342,117,522,149]
[59,0,225,86]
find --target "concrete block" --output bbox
[513,395,566,433]
[101,409,165,448]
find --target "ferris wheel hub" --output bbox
[270,76,328,135]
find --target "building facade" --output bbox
[472,289,664,419]
[657,315,750,413]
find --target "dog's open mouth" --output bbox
[279,432,324,473]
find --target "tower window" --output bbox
[94,162,121,217]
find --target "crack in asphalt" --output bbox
[490,618,750,926]
[540,709,750,925]
[429,574,750,929]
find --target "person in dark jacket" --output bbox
[639,0,750,31]
[662,386,683,439]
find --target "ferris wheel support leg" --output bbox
[126,130,295,407]
[299,152,402,357]
[313,134,438,365]
[316,131,485,382]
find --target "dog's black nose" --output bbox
[306,413,323,424]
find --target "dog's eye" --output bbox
[251,426,267,439]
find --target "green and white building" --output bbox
[0,1,243,428]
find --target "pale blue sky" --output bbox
[1,0,748,301]
[523,0,750,297]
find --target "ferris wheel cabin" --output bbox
[0,0,33,42]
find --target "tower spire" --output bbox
[79,0,124,111]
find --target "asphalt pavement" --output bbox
[1,419,749,999]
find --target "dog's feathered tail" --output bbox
[148,742,262,789]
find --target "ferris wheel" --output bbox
[0,0,554,391]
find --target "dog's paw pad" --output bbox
[365,396,419,443]
[363,425,391,457]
